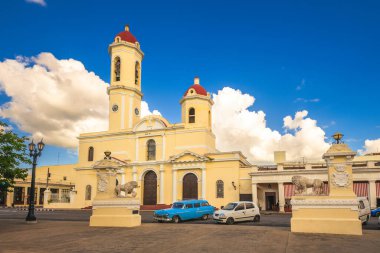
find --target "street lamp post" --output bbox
[26,139,45,223]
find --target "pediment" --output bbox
[169,150,211,163]
[134,115,169,132]
[92,157,127,170]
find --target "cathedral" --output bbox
[38,25,253,209]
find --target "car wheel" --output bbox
[172,215,180,223]
[201,214,209,220]
[226,217,234,225]
[253,215,260,222]
[157,220,163,223]
[376,212,380,217]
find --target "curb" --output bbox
[16,208,55,212]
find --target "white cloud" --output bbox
[141,101,161,118]
[0,53,108,148]
[26,0,46,6]
[212,87,330,162]
[0,53,366,162]
[296,79,305,91]
[362,139,380,154]
[0,53,160,149]
[294,98,320,103]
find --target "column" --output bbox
[36,187,40,205]
[121,95,125,129]
[278,182,285,213]
[58,188,61,201]
[172,169,177,203]
[121,171,125,185]
[24,187,28,205]
[252,183,258,204]
[6,191,13,207]
[43,189,51,207]
[135,137,139,161]
[128,93,134,128]
[159,165,165,204]
[369,180,377,209]
[69,189,76,205]
[132,166,137,182]
[201,168,206,200]
[162,134,166,161]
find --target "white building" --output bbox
[250,151,380,211]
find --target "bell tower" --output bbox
[108,25,144,131]
[180,77,213,130]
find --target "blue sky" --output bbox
[0,0,379,165]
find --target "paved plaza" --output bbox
[0,212,379,253]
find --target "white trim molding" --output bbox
[291,198,358,211]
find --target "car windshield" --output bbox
[222,203,238,210]
[172,203,184,209]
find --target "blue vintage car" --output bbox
[371,207,380,217]
[153,200,215,223]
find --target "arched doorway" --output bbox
[143,171,157,205]
[183,173,198,200]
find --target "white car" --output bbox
[358,197,370,224]
[213,201,260,225]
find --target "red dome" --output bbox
[184,77,208,97]
[115,25,138,44]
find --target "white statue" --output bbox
[115,181,138,198]
[292,176,324,195]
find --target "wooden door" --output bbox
[182,173,198,200]
[143,171,157,205]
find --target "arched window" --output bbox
[147,139,156,161]
[135,61,140,85]
[216,180,224,198]
[88,147,94,161]
[189,108,195,123]
[114,57,121,81]
[85,185,92,200]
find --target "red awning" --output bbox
[353,182,369,197]
[284,184,295,198]
[376,181,380,198]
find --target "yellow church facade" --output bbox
[37,25,252,209]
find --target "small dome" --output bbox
[114,25,138,44]
[184,77,208,97]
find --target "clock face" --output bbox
[112,104,119,112]
[135,108,139,115]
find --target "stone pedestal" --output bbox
[291,196,361,235]
[89,151,141,227]
[291,140,362,235]
[90,199,141,227]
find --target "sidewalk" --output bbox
[0,219,379,253]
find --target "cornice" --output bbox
[78,126,213,140]
[108,41,144,58]
[179,95,214,105]
[107,85,143,97]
